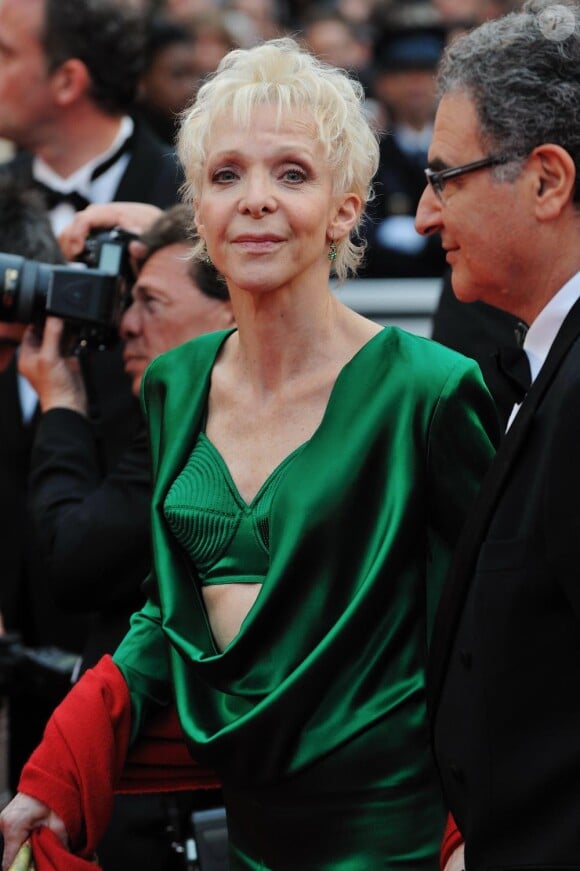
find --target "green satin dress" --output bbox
[114,327,498,869]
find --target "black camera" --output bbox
[0,227,137,351]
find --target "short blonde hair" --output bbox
[177,37,379,281]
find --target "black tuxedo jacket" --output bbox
[0,119,181,652]
[0,358,89,651]
[0,122,179,787]
[428,296,580,868]
[29,407,151,670]
[0,351,142,654]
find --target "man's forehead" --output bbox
[0,0,44,34]
[135,244,192,290]
[430,91,482,160]
[1,0,42,15]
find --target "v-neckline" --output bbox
[199,432,305,510]
[201,327,386,507]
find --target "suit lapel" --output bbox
[427,296,580,715]
[114,124,158,202]
[114,122,183,207]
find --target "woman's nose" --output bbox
[239,172,277,216]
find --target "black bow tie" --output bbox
[32,130,135,214]
[32,182,90,211]
[494,345,531,404]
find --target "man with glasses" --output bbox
[415,2,580,869]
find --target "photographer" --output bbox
[20,202,234,671]
[0,179,94,802]
[16,202,232,870]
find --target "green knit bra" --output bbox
[164,432,301,585]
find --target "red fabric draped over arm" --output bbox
[16,655,219,871]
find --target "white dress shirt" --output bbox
[506,271,580,430]
[32,115,134,236]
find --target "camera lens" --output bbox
[0,253,51,324]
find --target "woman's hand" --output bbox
[0,793,69,870]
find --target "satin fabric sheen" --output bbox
[114,327,497,868]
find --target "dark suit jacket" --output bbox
[0,346,142,645]
[428,296,580,869]
[0,120,181,647]
[0,359,88,651]
[0,124,181,783]
[29,408,151,670]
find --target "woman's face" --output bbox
[194,105,359,296]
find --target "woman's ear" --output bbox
[530,144,576,221]
[329,192,362,241]
[193,199,205,239]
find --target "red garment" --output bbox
[16,655,220,871]
[440,812,463,869]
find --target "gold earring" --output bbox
[328,240,337,262]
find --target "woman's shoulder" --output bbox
[369,326,480,380]
[146,328,234,382]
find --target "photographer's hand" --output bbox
[59,202,162,261]
[0,792,69,870]
[18,318,88,416]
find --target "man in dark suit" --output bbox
[360,26,447,279]
[0,0,185,531]
[20,203,234,674]
[0,0,183,231]
[0,181,92,795]
[0,0,185,658]
[415,3,580,868]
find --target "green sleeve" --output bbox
[425,358,499,642]
[113,591,173,742]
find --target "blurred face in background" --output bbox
[303,18,370,73]
[190,13,236,80]
[120,242,233,395]
[374,67,438,130]
[139,37,198,121]
[163,0,215,23]
[0,0,60,148]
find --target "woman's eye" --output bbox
[212,168,237,183]
[143,294,159,310]
[283,167,307,183]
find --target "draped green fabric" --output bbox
[114,327,497,868]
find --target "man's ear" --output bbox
[50,59,91,107]
[530,143,576,221]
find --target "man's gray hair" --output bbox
[437,0,580,199]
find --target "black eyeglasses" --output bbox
[424,155,510,201]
